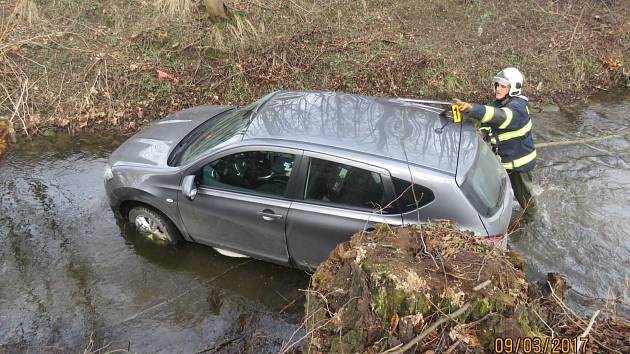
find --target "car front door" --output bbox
[178,147,301,265]
[286,153,403,269]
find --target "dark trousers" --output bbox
[509,171,536,209]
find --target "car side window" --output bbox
[392,177,435,213]
[200,151,295,198]
[304,158,385,210]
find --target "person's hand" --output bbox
[452,98,472,113]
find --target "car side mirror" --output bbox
[182,175,198,200]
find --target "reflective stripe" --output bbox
[503,150,537,170]
[481,106,495,123]
[526,106,530,114]
[497,119,532,141]
[498,107,513,129]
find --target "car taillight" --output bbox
[485,235,507,249]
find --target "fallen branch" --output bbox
[547,281,622,354]
[576,310,600,353]
[473,279,491,291]
[380,303,470,354]
[537,131,630,148]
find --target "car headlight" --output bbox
[104,164,114,181]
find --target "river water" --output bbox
[1,93,629,352]
[511,91,630,315]
[0,136,308,353]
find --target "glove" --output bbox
[452,98,472,113]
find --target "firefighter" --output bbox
[454,67,537,210]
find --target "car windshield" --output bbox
[459,141,506,217]
[172,92,276,166]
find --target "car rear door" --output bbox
[178,147,302,265]
[285,152,403,269]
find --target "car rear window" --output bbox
[460,142,506,217]
[304,158,386,211]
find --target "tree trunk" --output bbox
[11,0,40,24]
[205,0,228,19]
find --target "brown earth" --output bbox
[303,221,630,353]
[0,0,628,139]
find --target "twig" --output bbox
[473,279,491,291]
[208,65,260,91]
[564,6,586,52]
[3,78,29,135]
[532,308,555,339]
[193,336,243,354]
[547,281,622,354]
[576,310,600,353]
[279,297,298,314]
[0,33,60,54]
[279,295,361,354]
[379,303,470,354]
[444,339,462,354]
[477,252,490,281]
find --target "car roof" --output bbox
[243,90,478,175]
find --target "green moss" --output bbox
[374,280,432,322]
[329,329,364,353]
[489,290,515,314]
[469,299,490,321]
[515,304,533,336]
[374,223,390,235]
[312,272,330,287]
[374,284,407,320]
[405,293,430,315]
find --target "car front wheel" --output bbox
[128,206,182,245]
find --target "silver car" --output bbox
[105,91,512,269]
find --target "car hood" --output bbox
[109,105,230,167]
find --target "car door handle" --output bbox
[258,209,284,221]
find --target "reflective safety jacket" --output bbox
[469,96,536,172]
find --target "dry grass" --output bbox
[155,0,197,19]
[0,0,628,136]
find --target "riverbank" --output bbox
[303,222,630,353]
[1,0,628,137]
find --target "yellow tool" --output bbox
[451,104,462,123]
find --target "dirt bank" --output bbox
[303,222,629,353]
[0,0,628,138]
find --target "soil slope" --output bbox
[0,0,628,137]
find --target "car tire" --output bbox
[128,206,182,245]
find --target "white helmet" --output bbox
[493,67,524,97]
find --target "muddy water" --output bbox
[1,93,629,352]
[0,135,308,353]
